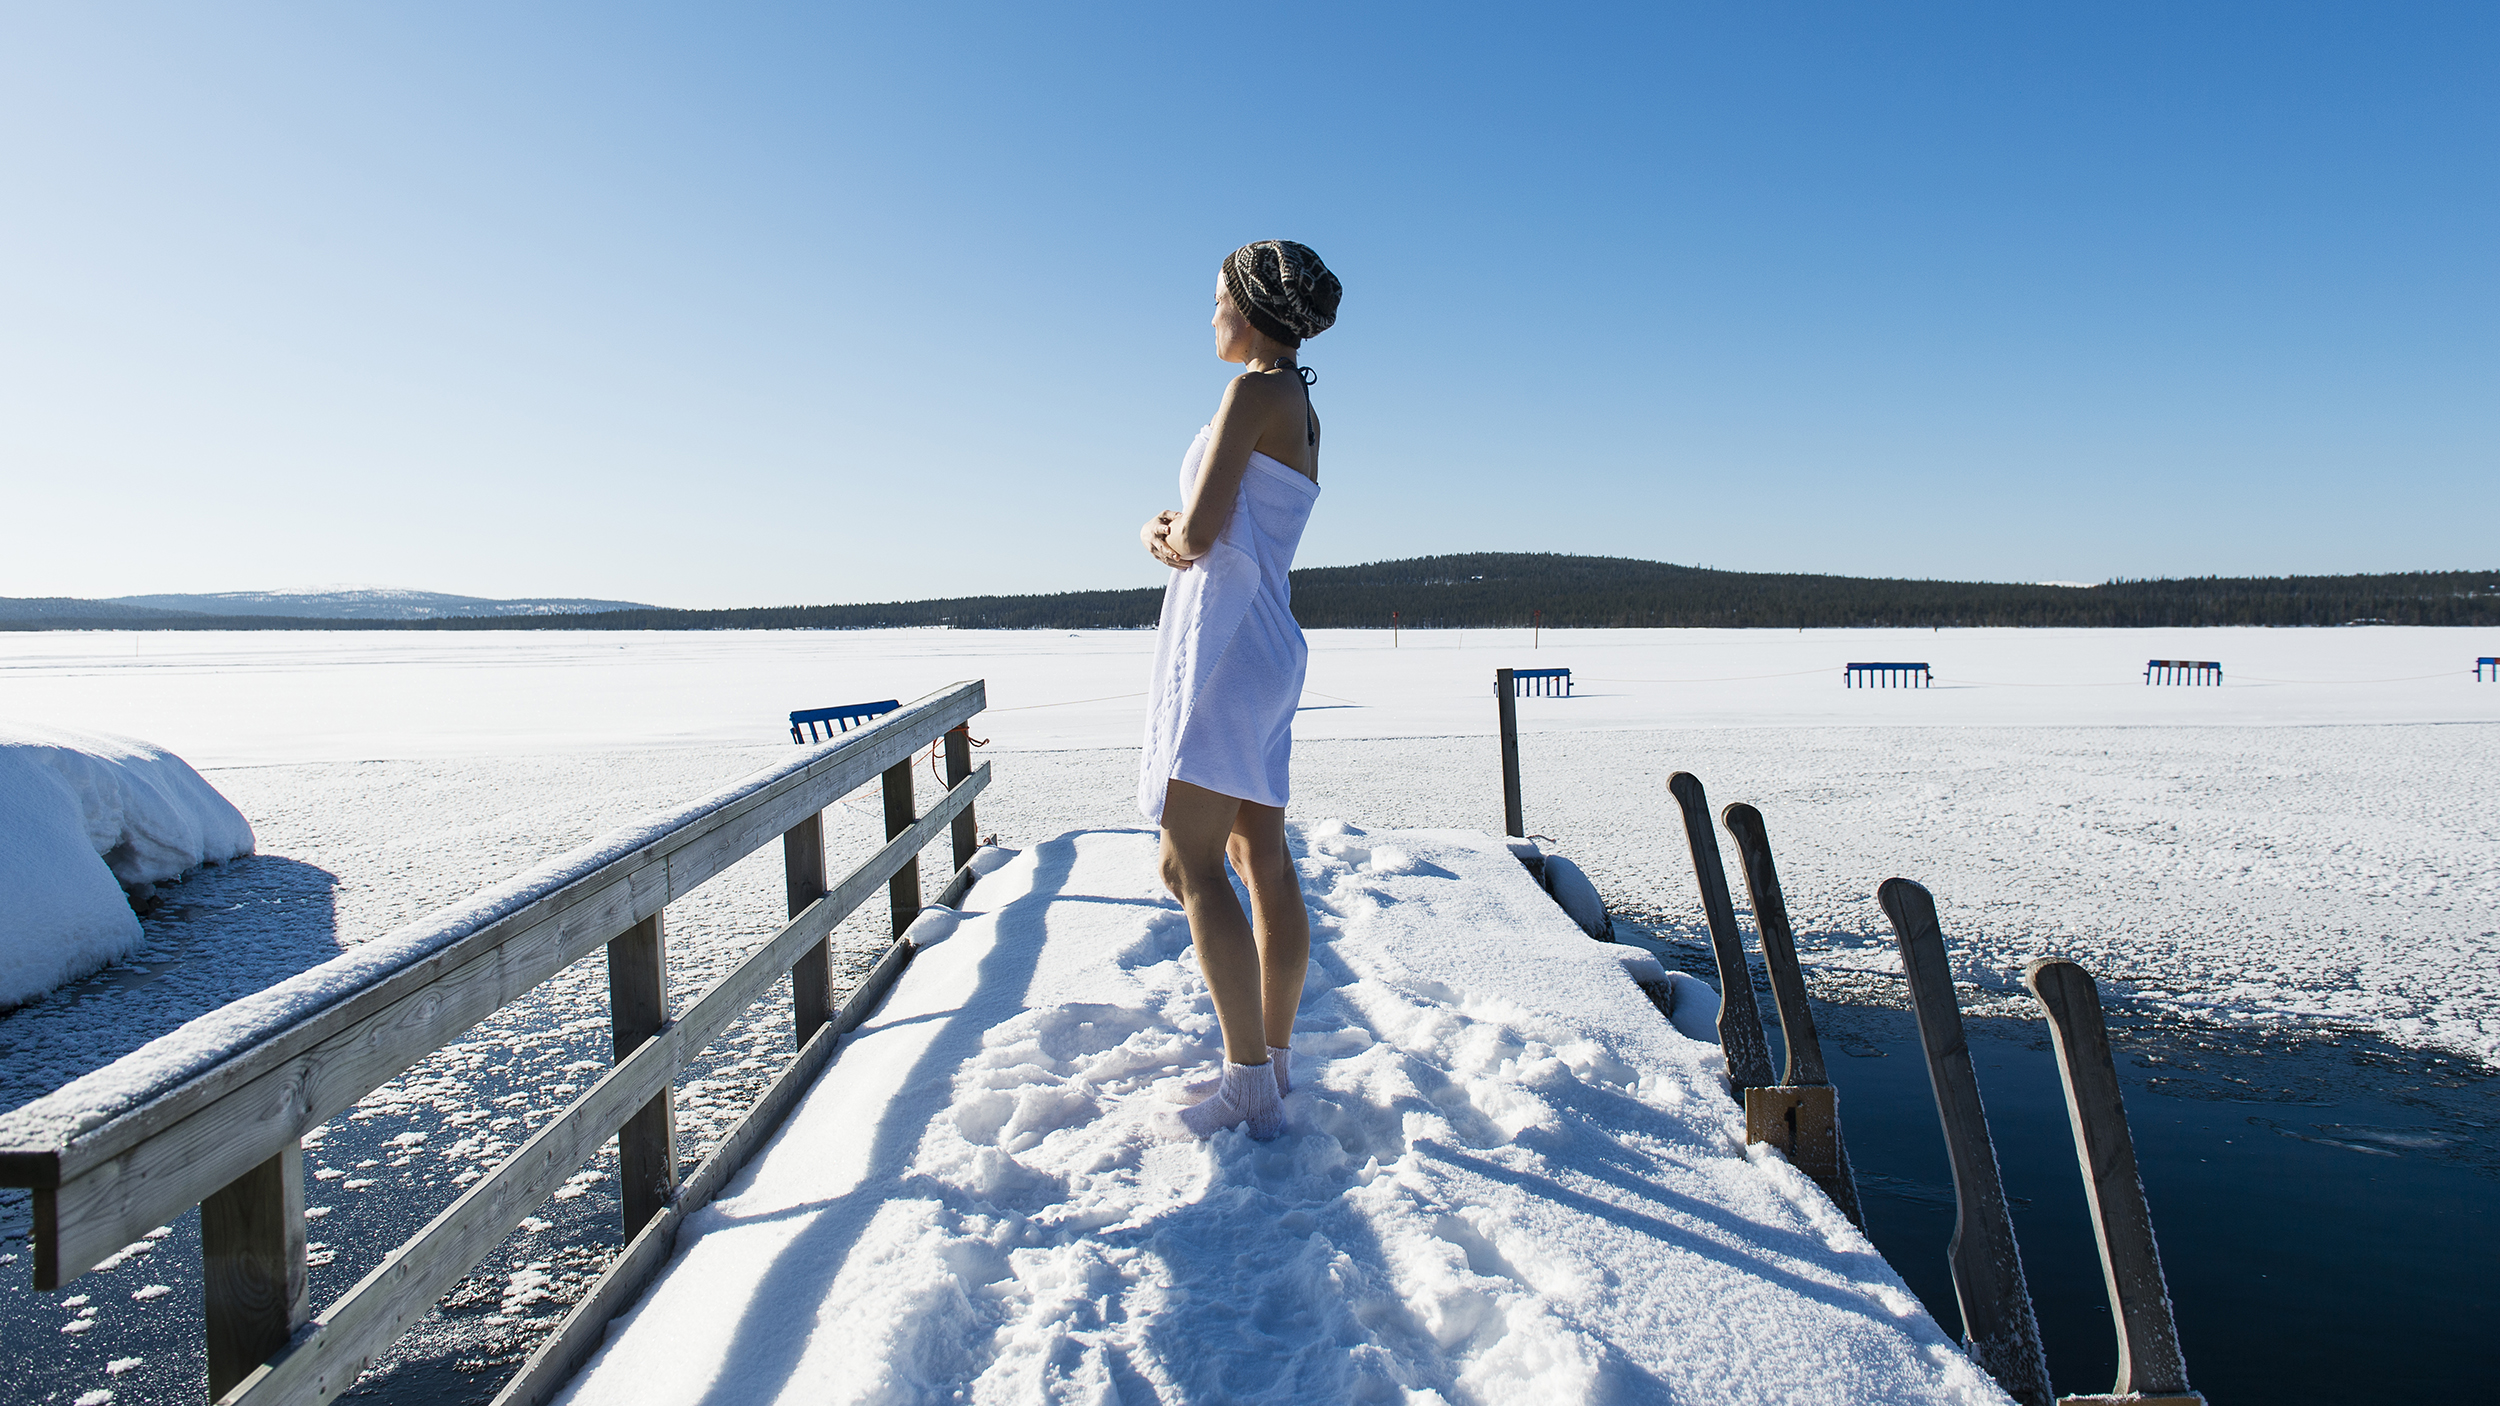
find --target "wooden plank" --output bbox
[489,858,962,1406]
[1721,802,1864,1227]
[1494,668,1524,837]
[1664,773,1776,1095]
[203,1145,308,1399]
[2026,957,2196,1401]
[784,812,832,1047]
[944,727,977,872]
[1717,804,1827,1087]
[18,686,986,1285]
[1878,878,2053,1406]
[605,915,675,1238]
[222,770,987,1406]
[1744,1086,1839,1180]
[882,760,922,938]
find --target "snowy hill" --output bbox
[97,587,653,619]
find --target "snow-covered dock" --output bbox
[555,825,2009,1406]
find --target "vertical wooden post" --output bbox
[1721,802,1865,1229]
[944,726,978,873]
[202,1145,309,1398]
[1719,804,1827,1088]
[606,914,676,1237]
[2026,958,2199,1403]
[1664,773,1777,1095]
[1878,878,2053,1406]
[883,759,922,936]
[1494,668,1524,837]
[785,812,833,1046]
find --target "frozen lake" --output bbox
[7,624,2495,1061]
[2,625,2495,1402]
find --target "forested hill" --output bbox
[6,555,2496,631]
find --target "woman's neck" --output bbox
[1245,353,1298,373]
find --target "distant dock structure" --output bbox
[2144,659,2222,686]
[1845,661,1932,688]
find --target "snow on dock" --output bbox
[557,825,2008,1405]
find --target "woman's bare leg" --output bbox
[1226,800,1309,1051]
[1157,778,1269,1066]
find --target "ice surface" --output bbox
[0,724,254,1009]
[557,826,2010,1406]
[1,625,2491,767]
[0,736,865,1148]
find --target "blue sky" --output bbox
[3,4,2491,608]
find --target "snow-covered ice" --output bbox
[557,825,2008,1406]
[0,724,253,1009]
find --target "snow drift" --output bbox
[558,824,2007,1405]
[0,723,253,1008]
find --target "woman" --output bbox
[1138,239,1341,1140]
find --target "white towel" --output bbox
[1138,426,1320,820]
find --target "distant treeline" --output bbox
[7,555,2496,632]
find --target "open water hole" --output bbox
[1808,1000,2498,1403]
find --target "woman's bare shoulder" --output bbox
[1218,369,1302,425]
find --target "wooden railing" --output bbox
[0,680,992,1405]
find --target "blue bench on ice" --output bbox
[789,700,901,744]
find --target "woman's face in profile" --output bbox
[1211,275,1253,363]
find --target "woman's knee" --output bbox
[1159,846,1227,900]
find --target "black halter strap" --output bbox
[1270,363,1318,446]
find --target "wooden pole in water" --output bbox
[1665,773,1776,1095]
[1721,802,1864,1227]
[1494,668,1524,837]
[1879,878,2053,1406]
[2025,958,2204,1406]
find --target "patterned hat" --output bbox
[1222,240,1341,347]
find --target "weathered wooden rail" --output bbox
[0,680,992,1405]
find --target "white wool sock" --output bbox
[1167,1046,1291,1102]
[1175,1059,1286,1140]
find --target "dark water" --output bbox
[1811,1000,2499,1403]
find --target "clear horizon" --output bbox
[5,4,2492,608]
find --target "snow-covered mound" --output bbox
[0,724,254,1007]
[560,825,2007,1406]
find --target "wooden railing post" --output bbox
[1493,668,1524,837]
[606,915,675,1237]
[784,812,832,1046]
[1878,878,2053,1406]
[943,726,978,873]
[883,760,922,936]
[202,1145,308,1398]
